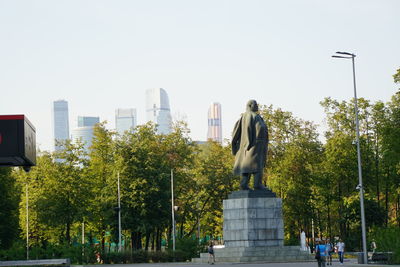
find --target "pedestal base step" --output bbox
[192,246,314,263]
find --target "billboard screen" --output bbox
[0,115,36,167]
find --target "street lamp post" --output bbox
[171,169,176,251]
[26,182,29,260]
[117,172,122,252]
[332,51,368,264]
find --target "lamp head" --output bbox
[334,51,355,58]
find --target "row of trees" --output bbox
[1,121,237,257]
[0,69,399,258]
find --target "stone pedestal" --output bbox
[192,189,314,263]
[223,190,284,248]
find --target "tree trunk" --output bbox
[375,135,380,203]
[151,232,155,251]
[66,222,71,244]
[338,181,345,238]
[101,232,105,256]
[130,231,135,251]
[132,231,143,250]
[138,232,142,249]
[327,197,332,240]
[385,177,389,227]
[397,194,400,227]
[144,232,151,251]
[156,228,161,251]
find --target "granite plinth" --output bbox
[228,189,276,199]
[192,246,314,263]
[223,195,284,248]
[191,192,314,263]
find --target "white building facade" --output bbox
[72,116,99,152]
[115,108,137,135]
[146,88,172,134]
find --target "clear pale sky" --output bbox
[1,1,399,151]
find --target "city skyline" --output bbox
[1,1,399,152]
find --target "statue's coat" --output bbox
[232,111,268,175]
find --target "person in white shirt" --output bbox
[371,240,377,253]
[336,239,345,265]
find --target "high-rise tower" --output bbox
[115,108,137,135]
[77,116,100,127]
[52,100,70,151]
[146,88,172,134]
[72,116,100,151]
[207,102,222,144]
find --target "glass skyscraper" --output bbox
[78,116,100,127]
[52,100,70,151]
[115,108,137,135]
[72,116,100,152]
[207,102,222,144]
[146,88,172,134]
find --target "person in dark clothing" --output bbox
[208,242,215,265]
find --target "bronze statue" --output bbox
[232,100,268,190]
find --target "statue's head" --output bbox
[246,100,258,112]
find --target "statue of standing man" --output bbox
[232,100,268,190]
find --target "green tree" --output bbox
[380,92,400,226]
[190,141,238,239]
[15,153,55,246]
[342,195,385,249]
[393,68,400,85]
[0,167,20,249]
[87,122,117,253]
[162,121,197,241]
[116,123,171,250]
[259,105,323,243]
[36,141,90,244]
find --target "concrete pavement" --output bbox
[73,258,357,267]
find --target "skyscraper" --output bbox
[71,126,95,152]
[115,108,137,135]
[72,116,100,152]
[207,102,222,144]
[52,100,70,151]
[77,116,100,127]
[146,88,172,134]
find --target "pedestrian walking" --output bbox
[207,242,215,265]
[315,240,328,267]
[336,239,345,265]
[326,239,334,265]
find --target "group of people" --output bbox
[315,239,345,267]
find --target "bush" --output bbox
[166,236,204,260]
[369,227,400,264]
[0,243,26,261]
[149,251,169,262]
[0,241,198,264]
[0,244,96,264]
[102,249,191,263]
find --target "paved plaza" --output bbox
[74,258,359,267]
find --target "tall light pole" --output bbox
[26,182,29,260]
[171,169,176,251]
[332,51,368,264]
[117,172,122,252]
